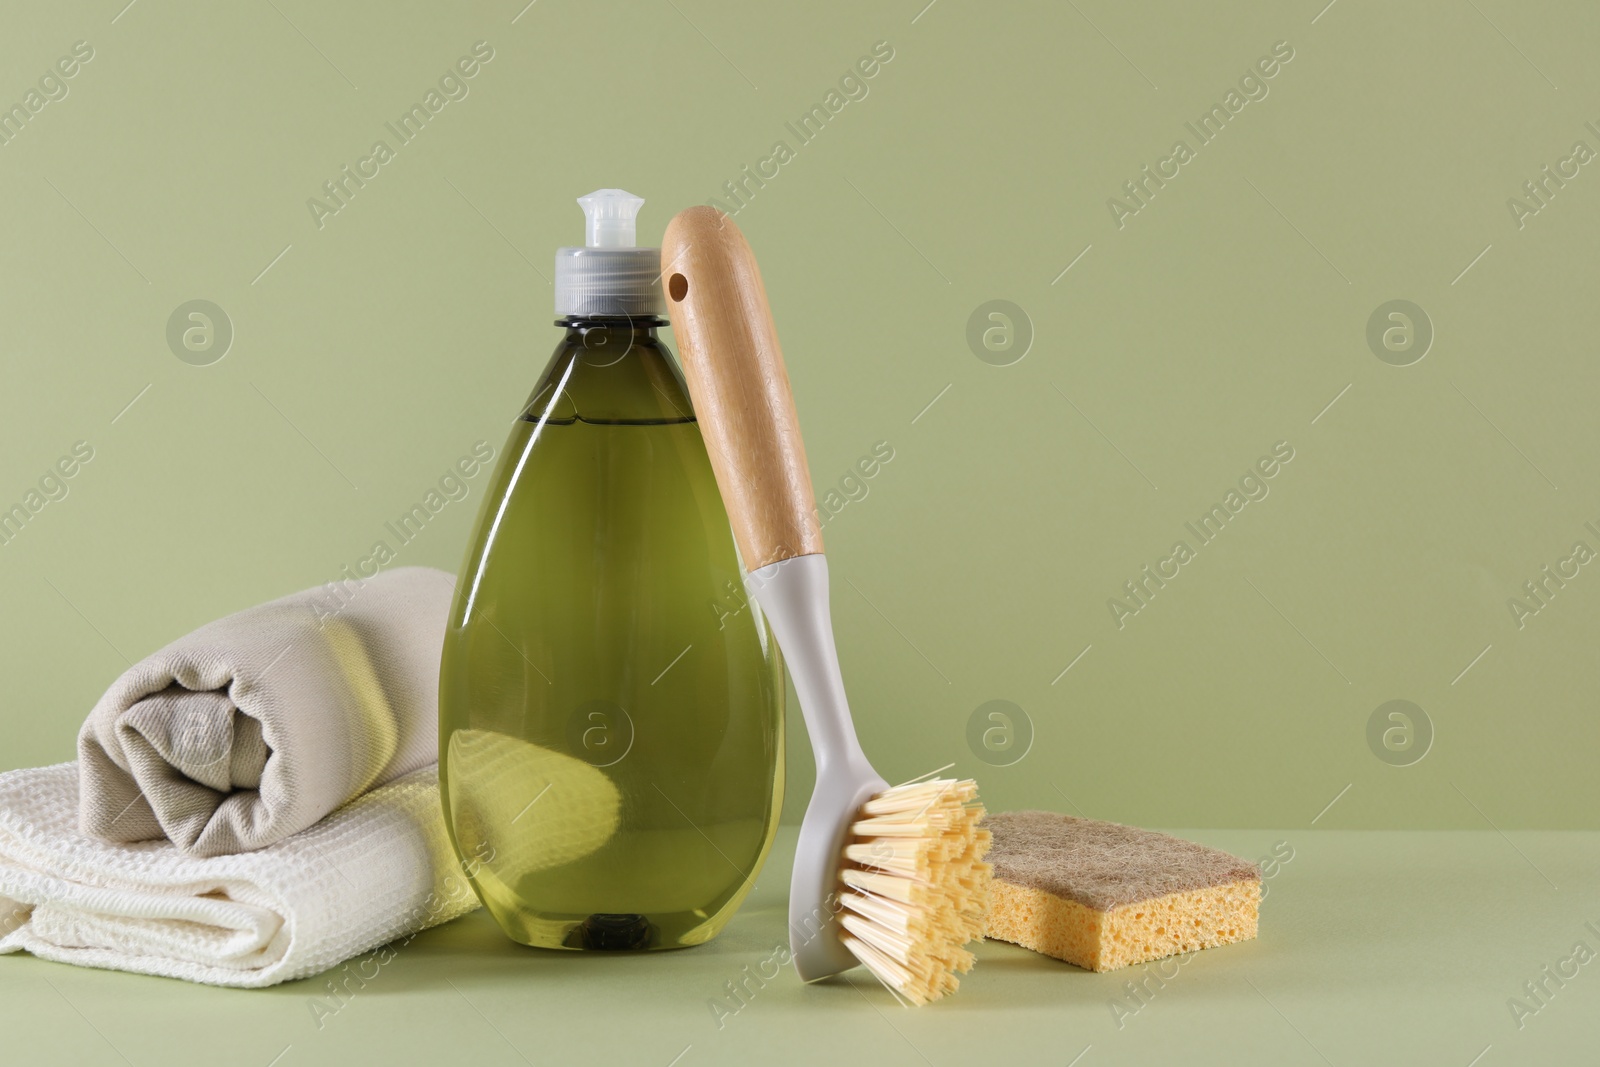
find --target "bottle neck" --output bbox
[524,315,691,425]
[556,315,667,347]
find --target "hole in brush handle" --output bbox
[661,205,824,570]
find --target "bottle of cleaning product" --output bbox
[439,190,785,952]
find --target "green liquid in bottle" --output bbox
[439,318,784,951]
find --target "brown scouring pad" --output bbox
[983,810,1260,972]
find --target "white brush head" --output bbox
[834,776,991,1005]
[790,769,888,980]
[790,773,992,1000]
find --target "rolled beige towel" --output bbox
[77,566,453,856]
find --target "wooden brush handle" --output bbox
[662,207,823,570]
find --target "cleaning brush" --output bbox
[660,206,991,1004]
[836,773,991,1002]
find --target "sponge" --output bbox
[983,810,1260,972]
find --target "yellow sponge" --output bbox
[983,811,1260,972]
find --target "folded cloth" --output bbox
[78,567,453,856]
[0,762,478,987]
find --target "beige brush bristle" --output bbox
[836,777,992,1005]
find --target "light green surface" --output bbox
[0,5,1596,831]
[4,826,1598,1065]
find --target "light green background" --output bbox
[3,0,1597,835]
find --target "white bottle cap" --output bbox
[579,189,642,247]
[553,189,664,318]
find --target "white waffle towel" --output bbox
[0,762,478,987]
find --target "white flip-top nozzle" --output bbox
[577,189,645,248]
[554,188,663,318]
